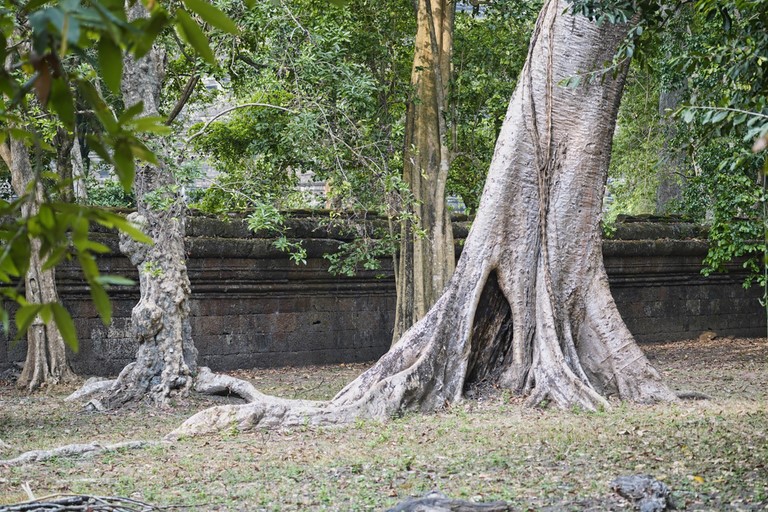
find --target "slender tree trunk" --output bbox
[71,125,88,202]
[394,0,456,342]
[90,1,197,410]
[53,127,75,203]
[172,0,676,439]
[1,139,75,391]
[655,86,684,214]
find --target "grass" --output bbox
[0,338,767,510]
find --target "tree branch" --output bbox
[236,54,265,72]
[0,440,156,466]
[185,102,294,144]
[685,105,768,120]
[165,74,200,125]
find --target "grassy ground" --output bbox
[0,337,766,510]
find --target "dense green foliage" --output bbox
[185,0,541,272]
[599,0,768,300]
[605,63,663,222]
[669,1,767,291]
[188,0,414,214]
[0,0,239,348]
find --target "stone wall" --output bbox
[0,215,764,376]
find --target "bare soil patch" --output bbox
[1,337,766,510]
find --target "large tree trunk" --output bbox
[88,2,197,410]
[393,0,456,342]
[1,139,76,391]
[172,0,676,438]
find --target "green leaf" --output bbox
[77,252,99,282]
[61,13,81,47]
[118,102,146,124]
[15,304,43,335]
[128,140,158,163]
[75,239,111,254]
[49,77,75,128]
[86,135,111,162]
[98,37,123,95]
[175,9,216,65]
[98,215,153,245]
[128,115,172,135]
[711,110,728,123]
[0,251,21,278]
[9,236,30,277]
[94,275,135,286]
[113,221,153,245]
[42,245,69,271]
[39,304,52,324]
[131,11,169,59]
[38,203,56,229]
[78,80,117,132]
[89,281,112,324]
[23,0,52,13]
[51,303,78,352]
[182,0,239,34]
[113,141,136,192]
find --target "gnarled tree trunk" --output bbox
[172,0,676,438]
[87,1,197,410]
[0,138,76,391]
[394,0,456,342]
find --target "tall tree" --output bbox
[394,0,456,341]
[0,138,76,391]
[85,1,198,410]
[1,0,185,393]
[173,0,675,438]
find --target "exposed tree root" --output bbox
[677,391,711,400]
[0,440,156,467]
[388,491,512,511]
[65,377,114,404]
[193,366,264,402]
[0,494,157,511]
[67,367,268,408]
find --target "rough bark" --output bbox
[0,138,76,392]
[70,125,88,202]
[171,0,675,438]
[53,127,75,203]
[654,86,684,214]
[0,440,154,467]
[393,0,456,342]
[388,491,511,511]
[83,1,197,409]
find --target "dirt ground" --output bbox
[0,336,766,511]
